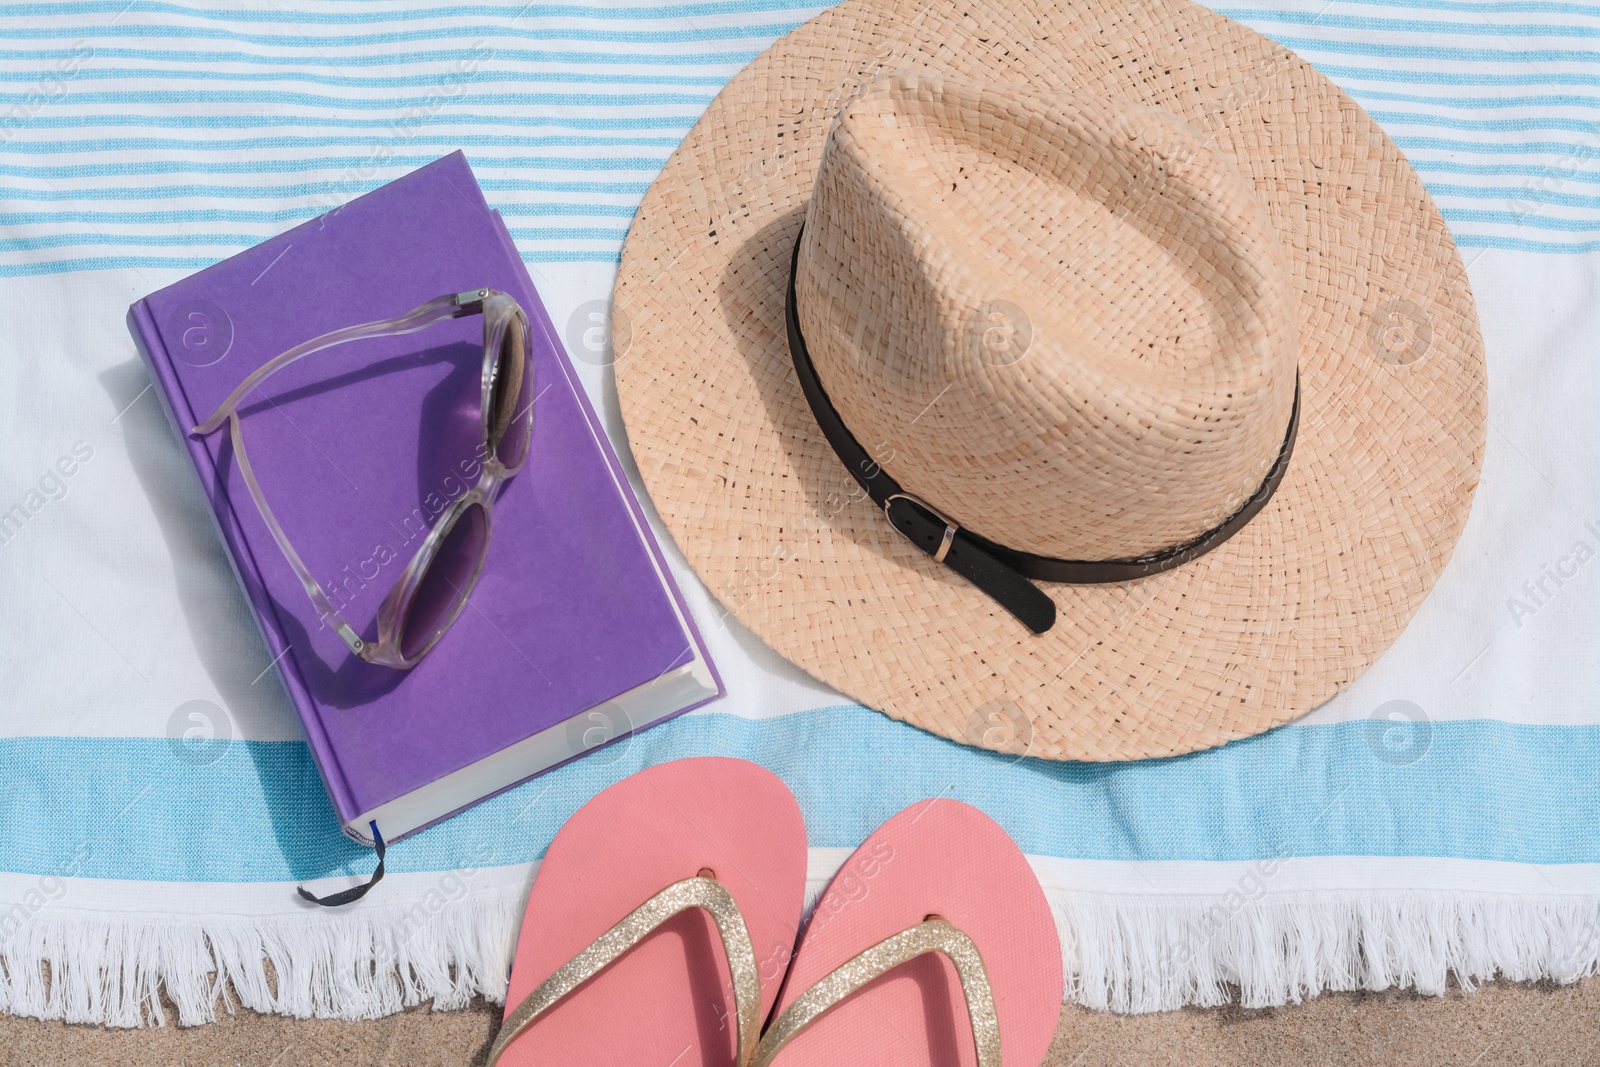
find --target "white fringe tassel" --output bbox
[0,885,524,1027]
[2,886,1597,1025]
[1054,891,1600,1013]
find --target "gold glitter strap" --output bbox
[485,876,761,1067]
[750,917,1002,1067]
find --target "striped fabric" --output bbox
[0,0,820,277]
[2,0,1599,1026]
[1,0,1598,280]
[1218,1,1600,254]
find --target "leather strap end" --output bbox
[885,497,1057,634]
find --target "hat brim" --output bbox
[613,0,1487,760]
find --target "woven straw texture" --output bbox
[613,0,1487,761]
[796,76,1300,560]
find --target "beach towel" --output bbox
[0,0,1597,1025]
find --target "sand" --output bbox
[2,978,1596,1066]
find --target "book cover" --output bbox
[127,152,721,844]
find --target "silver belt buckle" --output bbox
[883,492,959,564]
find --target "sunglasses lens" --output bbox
[489,314,532,469]
[401,502,488,661]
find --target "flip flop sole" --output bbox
[771,799,1062,1066]
[497,757,808,1066]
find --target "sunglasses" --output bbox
[192,288,534,669]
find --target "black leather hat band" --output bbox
[784,227,1300,634]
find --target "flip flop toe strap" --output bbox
[751,918,1002,1067]
[486,876,762,1066]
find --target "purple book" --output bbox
[127,152,721,845]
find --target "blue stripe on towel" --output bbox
[0,181,654,201]
[0,21,805,45]
[0,89,719,108]
[2,708,1597,883]
[0,45,757,66]
[0,0,822,20]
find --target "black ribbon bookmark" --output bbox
[784,227,1300,635]
[297,821,386,907]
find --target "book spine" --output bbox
[125,298,363,827]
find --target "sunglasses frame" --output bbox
[192,288,534,669]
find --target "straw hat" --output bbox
[612,0,1486,761]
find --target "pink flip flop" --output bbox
[487,757,808,1067]
[753,799,1062,1067]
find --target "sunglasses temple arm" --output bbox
[190,294,467,434]
[227,413,368,656]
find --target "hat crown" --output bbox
[795,74,1299,559]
